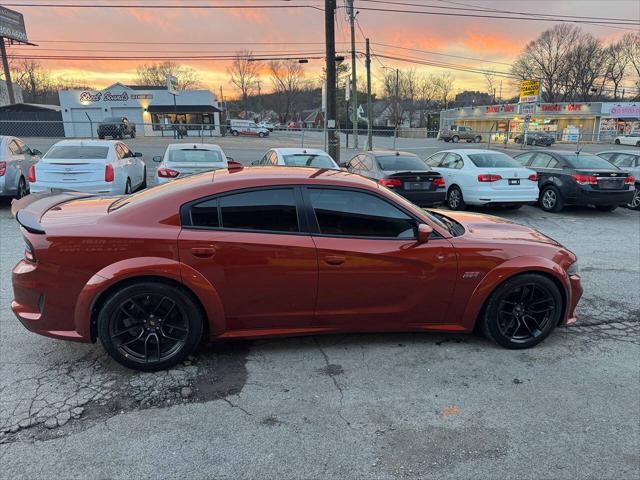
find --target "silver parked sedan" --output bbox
[597,150,640,210]
[154,143,229,184]
[0,136,42,199]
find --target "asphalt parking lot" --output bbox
[0,134,639,479]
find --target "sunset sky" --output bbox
[7,0,640,99]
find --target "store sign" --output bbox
[519,80,540,103]
[539,103,586,113]
[609,105,640,118]
[0,7,28,43]
[520,103,535,115]
[486,104,516,113]
[132,94,153,100]
[79,91,153,103]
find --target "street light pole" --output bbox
[325,0,339,163]
[347,0,358,148]
[365,38,373,150]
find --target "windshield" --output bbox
[44,146,109,159]
[376,155,427,171]
[282,154,337,168]
[168,149,225,163]
[467,152,522,168]
[609,154,638,168]
[101,117,121,123]
[564,154,619,170]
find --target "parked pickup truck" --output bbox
[97,116,137,139]
[438,125,482,143]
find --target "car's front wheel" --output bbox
[629,187,640,210]
[447,185,466,210]
[452,135,460,143]
[97,281,204,371]
[481,273,563,349]
[614,138,621,145]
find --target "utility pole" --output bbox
[325,0,339,163]
[347,0,358,148]
[365,38,373,150]
[256,80,262,118]
[0,38,15,105]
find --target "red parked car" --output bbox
[12,167,582,371]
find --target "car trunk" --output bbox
[487,168,536,191]
[575,169,630,191]
[38,157,107,184]
[385,171,441,192]
[166,161,226,176]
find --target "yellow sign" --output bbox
[519,80,540,103]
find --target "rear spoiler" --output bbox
[11,189,96,235]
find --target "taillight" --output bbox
[105,164,114,182]
[379,178,402,188]
[157,168,180,178]
[477,174,502,182]
[433,177,445,188]
[0,161,6,176]
[528,173,538,182]
[24,240,36,263]
[572,174,597,185]
[625,176,635,185]
[28,164,36,183]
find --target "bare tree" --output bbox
[564,32,606,101]
[603,40,629,100]
[433,72,455,108]
[227,50,261,114]
[10,59,53,102]
[512,24,582,102]
[136,61,201,90]
[403,69,419,127]
[416,73,437,128]
[484,73,497,102]
[268,60,305,124]
[622,32,640,98]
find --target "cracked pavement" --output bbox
[1,188,639,478]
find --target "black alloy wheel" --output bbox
[482,274,562,349]
[98,282,203,371]
[16,176,28,199]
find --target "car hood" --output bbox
[438,210,561,246]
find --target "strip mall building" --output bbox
[59,83,223,138]
[439,102,640,142]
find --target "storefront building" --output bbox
[440,102,639,142]
[59,83,222,138]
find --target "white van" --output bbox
[229,120,270,138]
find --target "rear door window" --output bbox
[219,188,299,233]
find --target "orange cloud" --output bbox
[461,31,522,55]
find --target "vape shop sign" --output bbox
[79,91,153,103]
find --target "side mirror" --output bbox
[417,224,433,244]
[227,156,235,162]
[31,149,42,156]
[152,155,162,162]
[134,152,143,157]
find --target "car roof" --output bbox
[271,148,329,155]
[368,150,417,157]
[597,150,639,156]
[51,139,116,147]
[437,149,503,155]
[166,143,223,151]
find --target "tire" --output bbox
[231,130,239,136]
[614,139,620,145]
[539,185,563,212]
[139,167,147,190]
[98,135,105,140]
[97,281,204,371]
[15,176,28,199]
[514,137,522,144]
[595,205,617,212]
[531,139,537,146]
[636,141,640,147]
[447,185,466,210]
[452,135,460,143]
[480,273,563,349]
[258,132,265,138]
[124,178,132,194]
[130,129,136,139]
[628,187,640,210]
[474,136,481,143]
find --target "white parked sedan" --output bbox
[425,149,539,210]
[613,133,640,147]
[0,136,42,199]
[154,143,229,184]
[254,148,340,169]
[29,140,146,195]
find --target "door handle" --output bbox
[191,247,215,258]
[324,255,346,265]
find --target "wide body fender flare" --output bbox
[73,257,226,340]
[457,256,571,331]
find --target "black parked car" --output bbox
[513,150,634,212]
[513,132,555,146]
[344,151,446,207]
[97,116,136,139]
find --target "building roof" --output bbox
[0,103,61,112]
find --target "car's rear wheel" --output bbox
[131,130,136,138]
[474,136,481,143]
[531,139,537,146]
[98,282,204,371]
[139,167,147,190]
[614,139,621,145]
[629,187,640,210]
[258,132,265,138]
[124,178,132,194]
[481,274,563,349]
[16,176,28,199]
[539,185,563,212]
[447,185,466,210]
[231,130,239,136]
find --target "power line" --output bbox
[371,42,513,67]
[2,2,325,9]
